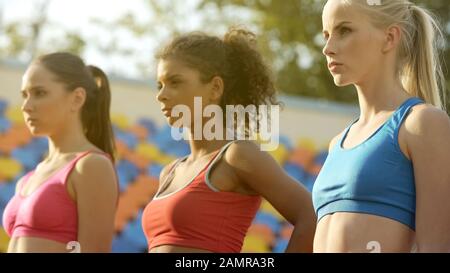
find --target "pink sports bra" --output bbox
[2,151,112,244]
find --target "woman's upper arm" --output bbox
[225,141,316,226]
[406,106,450,252]
[71,153,118,252]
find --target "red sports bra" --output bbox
[142,141,261,252]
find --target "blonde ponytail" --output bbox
[343,0,446,110]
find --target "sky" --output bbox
[0,0,255,81]
[0,0,147,76]
[1,0,145,27]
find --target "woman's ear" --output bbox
[209,76,224,103]
[71,87,87,112]
[382,24,402,54]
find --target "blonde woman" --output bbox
[313,0,450,252]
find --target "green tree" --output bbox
[92,0,240,78]
[0,0,86,62]
[201,0,450,112]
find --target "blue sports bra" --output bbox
[312,97,423,230]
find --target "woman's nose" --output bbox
[156,86,169,102]
[322,38,336,57]
[21,97,34,113]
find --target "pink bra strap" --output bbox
[19,171,36,191]
[60,150,112,185]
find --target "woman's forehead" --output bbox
[22,64,55,87]
[322,1,366,30]
[157,59,197,80]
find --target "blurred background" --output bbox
[0,0,449,253]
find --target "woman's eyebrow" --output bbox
[323,21,352,33]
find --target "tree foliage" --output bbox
[201,0,450,111]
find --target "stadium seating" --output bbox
[0,102,328,253]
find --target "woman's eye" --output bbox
[36,90,46,97]
[340,27,351,35]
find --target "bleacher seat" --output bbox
[112,234,145,253]
[5,107,24,125]
[283,162,309,186]
[137,118,158,136]
[0,158,23,181]
[0,181,17,207]
[11,147,42,172]
[273,238,289,253]
[0,117,11,133]
[147,164,163,179]
[27,137,48,156]
[0,99,8,116]
[279,135,294,151]
[119,211,147,251]
[253,211,282,234]
[116,159,140,192]
[114,127,138,150]
[0,226,10,253]
[242,234,270,253]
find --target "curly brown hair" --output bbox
[156,26,279,109]
[156,27,280,136]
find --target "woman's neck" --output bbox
[354,73,411,124]
[185,127,230,160]
[46,121,92,159]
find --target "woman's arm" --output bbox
[406,106,450,252]
[225,141,317,253]
[71,153,119,253]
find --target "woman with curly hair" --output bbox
[141,27,316,253]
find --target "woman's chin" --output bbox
[333,75,352,87]
[29,129,45,137]
[166,116,188,129]
[26,125,43,136]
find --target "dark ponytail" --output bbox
[35,52,115,162]
[85,65,115,162]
